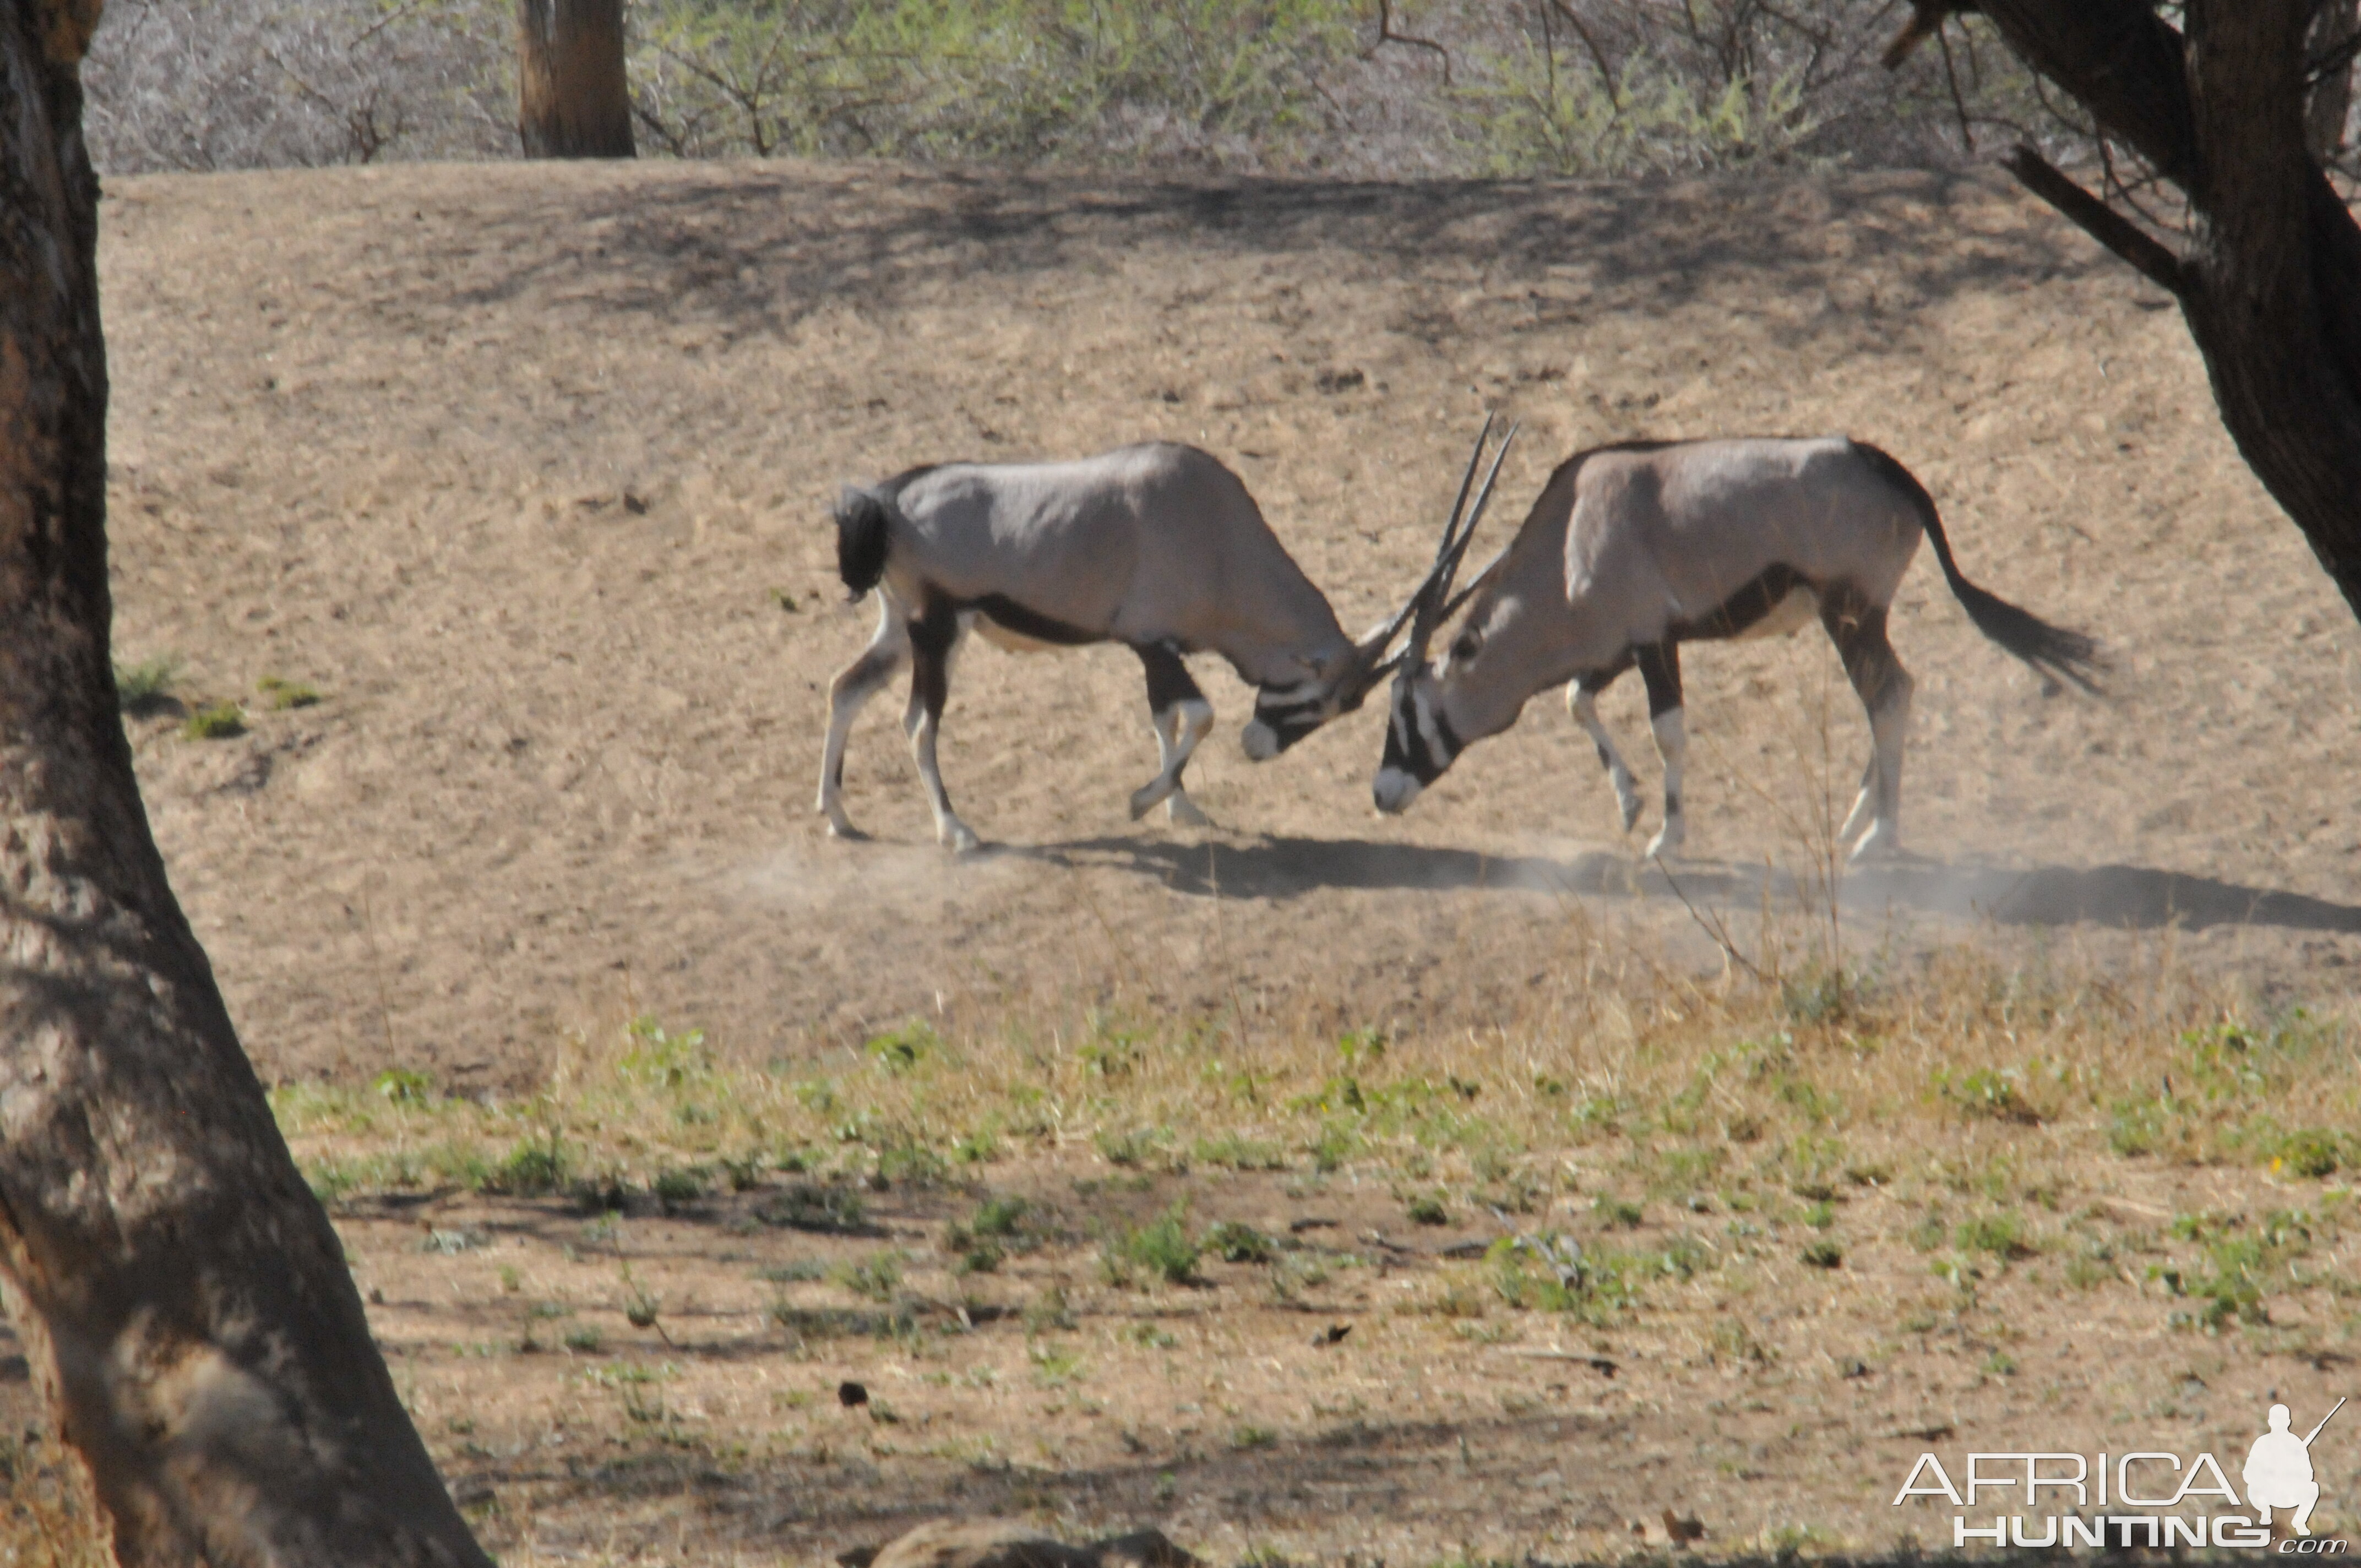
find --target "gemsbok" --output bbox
[818,442,1407,852]
[1371,428,2103,861]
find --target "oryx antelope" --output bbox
[818,442,1402,852]
[1372,430,2102,861]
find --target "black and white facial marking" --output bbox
[1372,672,1460,813]
[1242,676,1337,760]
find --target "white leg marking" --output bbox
[1848,667,1914,863]
[910,705,979,853]
[1568,682,1642,832]
[817,597,909,839]
[1644,705,1687,859]
[1132,699,1214,821]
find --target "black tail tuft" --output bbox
[833,486,891,600]
[1853,440,2107,696]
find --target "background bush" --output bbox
[76,1,2353,182]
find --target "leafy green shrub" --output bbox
[629,0,1361,167]
[1406,1193,1448,1226]
[652,1165,708,1206]
[1800,1239,1843,1270]
[1456,43,1813,178]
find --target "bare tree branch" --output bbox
[2004,143,2187,295]
[1371,0,1451,85]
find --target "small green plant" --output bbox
[1231,1424,1277,1450]
[1592,1197,1644,1229]
[618,1016,711,1091]
[495,1131,569,1196]
[114,654,180,714]
[652,1166,708,1207]
[1106,1205,1200,1286]
[1933,1066,2042,1124]
[563,1326,604,1353]
[759,1183,871,1234]
[1028,1341,1084,1386]
[834,1250,905,1303]
[1800,1239,1843,1270]
[1193,1132,1288,1171]
[2107,1097,2168,1157]
[1127,1322,1178,1349]
[372,1067,434,1105]
[945,1196,1029,1275]
[1406,1193,1449,1227]
[865,1020,939,1074]
[1308,1120,1359,1173]
[2276,1129,2343,1179]
[181,701,245,740]
[1206,1221,1277,1264]
[257,675,323,710]
[1955,1213,2033,1261]
[1022,1285,1075,1335]
[620,1267,661,1331]
[1096,1126,1164,1168]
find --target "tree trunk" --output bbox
[2306,0,2359,161]
[516,0,634,159]
[0,4,494,1563]
[1892,0,2361,623]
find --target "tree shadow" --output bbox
[1018,835,2361,935]
[438,162,2104,347]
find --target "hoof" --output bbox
[1847,826,1902,864]
[1167,794,1212,828]
[1644,825,1685,861]
[824,818,869,843]
[939,822,982,854]
[1128,781,1174,821]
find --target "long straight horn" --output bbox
[1369,413,1496,652]
[1407,421,1518,666]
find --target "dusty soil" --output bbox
[93,156,2361,1093]
[29,156,2361,1563]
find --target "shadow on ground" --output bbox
[1025,836,2361,936]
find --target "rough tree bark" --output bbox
[2306,0,2359,160]
[516,0,634,159]
[1887,0,2361,622]
[0,2,493,1562]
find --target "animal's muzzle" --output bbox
[1372,765,1423,814]
[1244,700,1324,760]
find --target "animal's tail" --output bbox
[1853,440,2105,695]
[833,486,892,600]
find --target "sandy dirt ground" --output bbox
[24,156,2359,1564]
[91,156,2361,1094]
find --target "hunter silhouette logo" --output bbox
[1893,1393,2351,1550]
[2247,1398,2343,1537]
